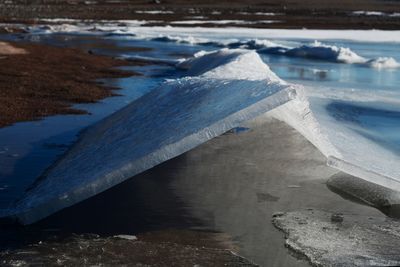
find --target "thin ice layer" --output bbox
[6,49,295,224]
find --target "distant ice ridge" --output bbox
[230,40,400,68]
[3,49,296,224]
[262,41,366,64]
[150,35,219,45]
[149,36,399,68]
[270,87,400,192]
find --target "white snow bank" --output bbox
[352,11,400,17]
[5,49,296,224]
[135,10,174,14]
[352,11,385,16]
[169,20,279,25]
[237,12,281,16]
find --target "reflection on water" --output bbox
[286,66,330,81]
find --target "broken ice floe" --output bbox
[273,210,400,267]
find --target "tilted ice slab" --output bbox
[3,49,296,224]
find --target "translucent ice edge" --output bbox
[2,49,296,224]
[270,87,400,192]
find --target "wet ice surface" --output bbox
[273,210,400,267]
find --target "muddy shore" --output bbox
[0,40,149,128]
[0,0,400,29]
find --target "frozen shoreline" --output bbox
[1,115,390,266]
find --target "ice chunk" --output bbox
[273,210,400,267]
[364,57,400,69]
[259,41,367,64]
[150,35,215,45]
[4,49,295,224]
[327,172,400,210]
[179,49,284,82]
[352,11,386,16]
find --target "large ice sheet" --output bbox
[4,49,295,224]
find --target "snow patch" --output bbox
[169,20,279,25]
[135,10,174,14]
[114,235,138,241]
[352,11,400,17]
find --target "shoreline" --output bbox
[0,39,149,128]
